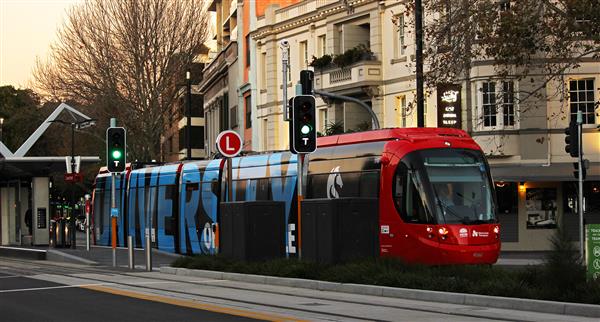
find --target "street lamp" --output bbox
[0,117,4,141]
[48,118,96,249]
[186,69,192,160]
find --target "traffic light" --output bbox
[564,121,579,158]
[290,95,317,154]
[106,127,126,172]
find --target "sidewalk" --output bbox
[52,244,182,268]
[495,251,547,267]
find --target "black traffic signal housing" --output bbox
[564,121,580,158]
[106,127,126,172]
[290,95,317,154]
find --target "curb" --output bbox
[160,267,600,318]
[46,249,98,265]
[0,246,46,260]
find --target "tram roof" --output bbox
[317,127,470,147]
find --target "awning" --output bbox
[0,156,100,180]
[490,162,600,182]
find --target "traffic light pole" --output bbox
[297,154,303,259]
[110,118,117,267]
[313,89,380,130]
[577,111,584,260]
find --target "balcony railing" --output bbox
[330,68,352,83]
[315,60,382,90]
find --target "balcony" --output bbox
[314,60,382,92]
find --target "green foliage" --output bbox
[332,44,375,68]
[309,44,376,70]
[0,86,43,151]
[173,253,600,304]
[346,121,372,133]
[323,121,344,136]
[309,54,333,70]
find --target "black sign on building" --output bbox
[436,84,462,129]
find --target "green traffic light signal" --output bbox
[290,95,317,154]
[106,127,126,172]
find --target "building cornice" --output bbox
[252,0,372,40]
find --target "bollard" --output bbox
[145,233,152,271]
[128,236,134,270]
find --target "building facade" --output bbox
[201,0,600,251]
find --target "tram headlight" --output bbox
[493,226,500,238]
[438,227,449,240]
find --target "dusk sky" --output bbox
[0,0,81,88]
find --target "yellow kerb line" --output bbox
[81,285,308,322]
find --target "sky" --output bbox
[0,0,81,88]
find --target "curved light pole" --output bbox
[48,118,96,248]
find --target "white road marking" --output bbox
[0,283,107,293]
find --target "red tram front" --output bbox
[318,128,500,265]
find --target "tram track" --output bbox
[0,257,527,322]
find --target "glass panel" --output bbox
[422,150,495,224]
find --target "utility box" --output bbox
[220,201,285,261]
[302,198,379,264]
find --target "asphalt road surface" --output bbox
[0,257,597,322]
[0,271,262,322]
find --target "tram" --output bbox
[92,128,500,265]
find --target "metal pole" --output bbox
[110,117,117,267]
[577,110,584,260]
[85,194,90,251]
[128,235,134,270]
[281,40,290,121]
[313,89,380,129]
[227,158,232,202]
[145,232,152,271]
[415,0,425,127]
[186,70,192,160]
[296,154,303,259]
[71,123,76,248]
[111,173,116,267]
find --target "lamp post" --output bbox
[49,118,95,249]
[186,69,192,160]
[0,117,4,141]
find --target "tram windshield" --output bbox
[393,149,496,225]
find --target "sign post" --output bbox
[216,130,242,253]
[587,224,600,280]
[84,194,91,251]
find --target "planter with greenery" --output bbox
[172,229,600,304]
[310,44,376,71]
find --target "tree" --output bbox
[34,0,210,161]
[0,86,46,153]
[398,0,599,130]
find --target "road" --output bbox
[0,257,596,322]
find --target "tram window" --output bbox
[342,172,360,197]
[393,163,429,223]
[360,171,379,198]
[185,183,199,202]
[256,178,270,200]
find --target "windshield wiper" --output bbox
[435,194,472,224]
